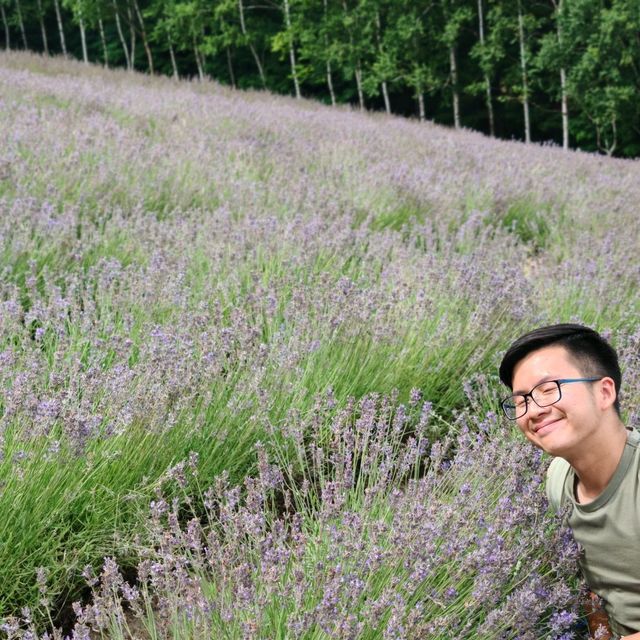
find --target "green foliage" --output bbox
[499,198,552,251]
[368,203,427,232]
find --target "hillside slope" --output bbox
[0,51,639,636]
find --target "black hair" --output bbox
[499,324,622,415]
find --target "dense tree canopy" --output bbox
[1,0,639,156]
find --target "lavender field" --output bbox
[1,51,640,639]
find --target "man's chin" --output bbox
[527,425,572,456]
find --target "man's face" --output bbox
[510,345,601,457]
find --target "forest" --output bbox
[1,0,639,157]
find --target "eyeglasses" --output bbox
[501,377,603,420]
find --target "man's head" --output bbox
[499,324,621,414]
[499,325,622,456]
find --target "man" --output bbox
[499,324,640,640]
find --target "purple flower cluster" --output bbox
[1,52,638,636]
[7,393,580,640]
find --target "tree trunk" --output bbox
[449,46,461,129]
[238,0,266,86]
[341,0,364,110]
[133,0,153,73]
[381,82,391,114]
[517,0,531,143]
[323,0,336,106]
[283,0,301,98]
[560,66,569,149]
[199,26,208,77]
[1,4,9,50]
[99,17,109,67]
[484,77,495,136]
[79,14,88,63]
[596,121,616,156]
[553,0,569,149]
[112,0,131,69]
[128,0,136,69]
[599,117,617,156]
[375,10,391,114]
[193,37,204,80]
[36,0,49,55]
[53,0,66,56]
[226,47,236,89]
[477,0,495,136]
[355,63,365,110]
[288,41,301,98]
[15,0,28,49]
[417,90,426,122]
[326,60,336,106]
[168,37,178,79]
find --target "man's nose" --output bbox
[527,399,551,419]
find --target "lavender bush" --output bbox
[2,393,583,639]
[1,50,640,634]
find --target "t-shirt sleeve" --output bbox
[546,456,571,513]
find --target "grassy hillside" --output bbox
[1,51,639,638]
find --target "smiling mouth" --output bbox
[532,418,562,434]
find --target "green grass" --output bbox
[1,54,635,635]
[0,405,263,617]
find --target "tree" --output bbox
[469,0,495,135]
[563,0,640,155]
[14,0,28,48]
[203,1,237,87]
[553,0,568,149]
[271,0,302,98]
[63,0,90,63]
[67,0,115,67]
[35,0,50,54]
[127,0,136,69]
[148,0,180,77]
[168,0,209,80]
[441,0,473,130]
[535,0,570,148]
[133,0,155,72]
[382,0,443,121]
[334,0,376,110]
[53,0,67,55]
[295,0,342,105]
[1,0,11,50]
[237,0,266,86]
[360,0,394,113]
[112,0,131,68]
[485,0,539,143]
[516,0,531,142]
[96,4,108,66]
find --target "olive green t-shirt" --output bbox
[546,428,640,637]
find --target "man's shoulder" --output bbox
[546,456,571,475]
[546,456,572,513]
[628,427,640,448]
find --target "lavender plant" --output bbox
[1,49,639,632]
[38,393,581,640]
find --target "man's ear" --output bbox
[598,377,617,411]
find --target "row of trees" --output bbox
[2,0,639,156]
